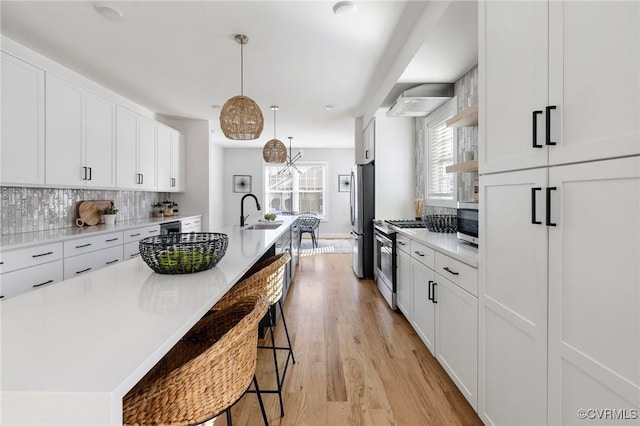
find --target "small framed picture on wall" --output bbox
[338,174,350,192]
[233,175,252,193]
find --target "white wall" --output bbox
[223,147,354,237]
[374,110,416,219]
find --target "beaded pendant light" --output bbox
[219,34,264,140]
[262,106,287,163]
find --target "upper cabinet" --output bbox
[480,0,640,174]
[157,124,185,192]
[45,74,115,188]
[116,107,157,191]
[358,118,375,165]
[1,52,45,186]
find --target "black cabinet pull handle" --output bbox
[532,110,543,148]
[76,267,92,274]
[32,251,54,258]
[130,253,140,258]
[397,241,406,246]
[140,173,144,184]
[546,187,557,227]
[105,238,119,242]
[428,280,433,301]
[443,267,459,276]
[130,233,141,237]
[0,261,4,264]
[82,166,88,180]
[0,295,4,299]
[88,167,92,181]
[33,280,54,288]
[414,251,425,257]
[531,187,542,224]
[106,259,119,265]
[75,243,91,249]
[432,282,438,303]
[546,106,557,146]
[149,229,158,233]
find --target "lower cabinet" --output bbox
[64,245,123,279]
[401,234,479,412]
[1,260,63,299]
[181,217,202,233]
[396,247,412,317]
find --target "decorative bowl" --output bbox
[139,233,228,274]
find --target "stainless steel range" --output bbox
[373,219,428,309]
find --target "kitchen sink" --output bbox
[244,222,282,230]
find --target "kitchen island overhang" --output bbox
[0,217,295,426]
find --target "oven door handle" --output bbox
[375,233,392,245]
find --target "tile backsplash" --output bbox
[0,187,166,235]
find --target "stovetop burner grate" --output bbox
[385,219,428,229]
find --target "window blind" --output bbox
[426,100,456,202]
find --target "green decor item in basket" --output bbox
[139,233,228,274]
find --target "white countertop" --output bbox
[0,215,201,250]
[0,217,294,425]
[390,226,478,268]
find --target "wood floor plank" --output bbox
[226,253,482,426]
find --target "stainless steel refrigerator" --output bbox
[350,163,375,278]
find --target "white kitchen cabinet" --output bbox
[480,1,640,175]
[157,125,186,192]
[548,1,640,166]
[435,273,478,411]
[547,157,640,424]
[63,245,123,280]
[45,74,115,188]
[1,260,63,299]
[181,217,201,233]
[1,52,45,186]
[478,168,549,425]
[411,255,436,353]
[123,224,160,260]
[395,234,411,318]
[116,106,157,190]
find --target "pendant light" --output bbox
[262,106,287,163]
[219,34,264,140]
[279,136,302,175]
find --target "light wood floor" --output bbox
[217,253,482,426]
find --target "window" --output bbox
[424,99,457,207]
[264,162,327,217]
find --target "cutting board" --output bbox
[76,200,114,227]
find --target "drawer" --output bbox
[123,241,142,260]
[410,240,435,270]
[181,217,201,232]
[1,260,63,299]
[64,231,123,258]
[435,252,478,297]
[64,246,123,280]
[0,242,63,274]
[124,225,160,244]
[395,234,410,253]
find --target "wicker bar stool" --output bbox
[214,252,294,418]
[123,295,270,426]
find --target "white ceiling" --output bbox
[0,1,477,149]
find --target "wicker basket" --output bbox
[424,215,457,233]
[139,233,228,274]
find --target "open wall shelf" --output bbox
[446,104,478,127]
[446,159,478,173]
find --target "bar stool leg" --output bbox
[226,408,232,425]
[253,375,269,426]
[279,299,296,365]
[268,307,285,417]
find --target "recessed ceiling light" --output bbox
[333,1,358,17]
[325,105,336,111]
[211,105,221,109]
[94,3,124,20]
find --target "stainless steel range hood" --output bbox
[387,83,454,117]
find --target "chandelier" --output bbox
[219,34,264,140]
[278,136,302,175]
[262,106,287,163]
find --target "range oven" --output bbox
[374,221,396,309]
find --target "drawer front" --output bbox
[1,260,63,299]
[64,246,123,280]
[63,232,123,257]
[395,234,410,253]
[435,252,478,296]
[0,242,63,274]
[124,225,160,244]
[123,241,141,260]
[410,240,435,270]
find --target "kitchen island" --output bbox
[0,217,295,426]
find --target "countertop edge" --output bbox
[391,226,479,268]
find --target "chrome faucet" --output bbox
[240,193,262,226]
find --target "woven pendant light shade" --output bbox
[263,139,287,163]
[219,34,264,140]
[220,95,264,140]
